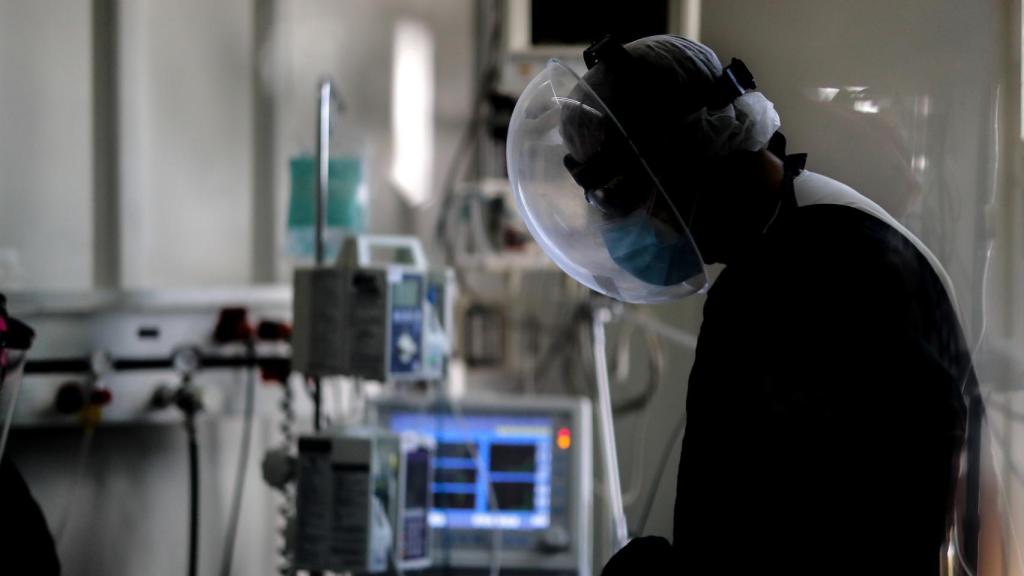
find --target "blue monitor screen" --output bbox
[387,412,553,531]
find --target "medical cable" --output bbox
[169,375,204,576]
[187,412,200,576]
[218,342,257,576]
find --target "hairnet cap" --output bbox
[622,35,724,114]
[587,35,781,162]
[564,36,722,171]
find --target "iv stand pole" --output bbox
[312,79,332,433]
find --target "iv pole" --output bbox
[312,79,332,433]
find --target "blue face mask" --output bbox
[602,212,702,286]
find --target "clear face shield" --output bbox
[0,312,34,465]
[506,59,709,304]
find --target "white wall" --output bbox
[119,0,256,288]
[0,0,93,290]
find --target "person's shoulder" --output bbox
[778,206,952,332]
[787,201,920,268]
[787,171,921,263]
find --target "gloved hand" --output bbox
[601,535,680,576]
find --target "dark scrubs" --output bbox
[604,144,970,575]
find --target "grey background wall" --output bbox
[118,0,257,288]
[0,0,94,289]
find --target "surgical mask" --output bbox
[602,210,702,286]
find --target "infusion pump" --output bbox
[294,429,436,574]
[293,235,454,382]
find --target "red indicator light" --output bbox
[557,427,571,450]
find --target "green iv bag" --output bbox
[287,155,366,262]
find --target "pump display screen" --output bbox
[387,412,553,531]
[392,279,421,308]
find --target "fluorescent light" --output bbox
[816,87,840,102]
[853,99,880,114]
[390,19,435,206]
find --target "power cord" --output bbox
[153,372,204,576]
[187,411,200,576]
